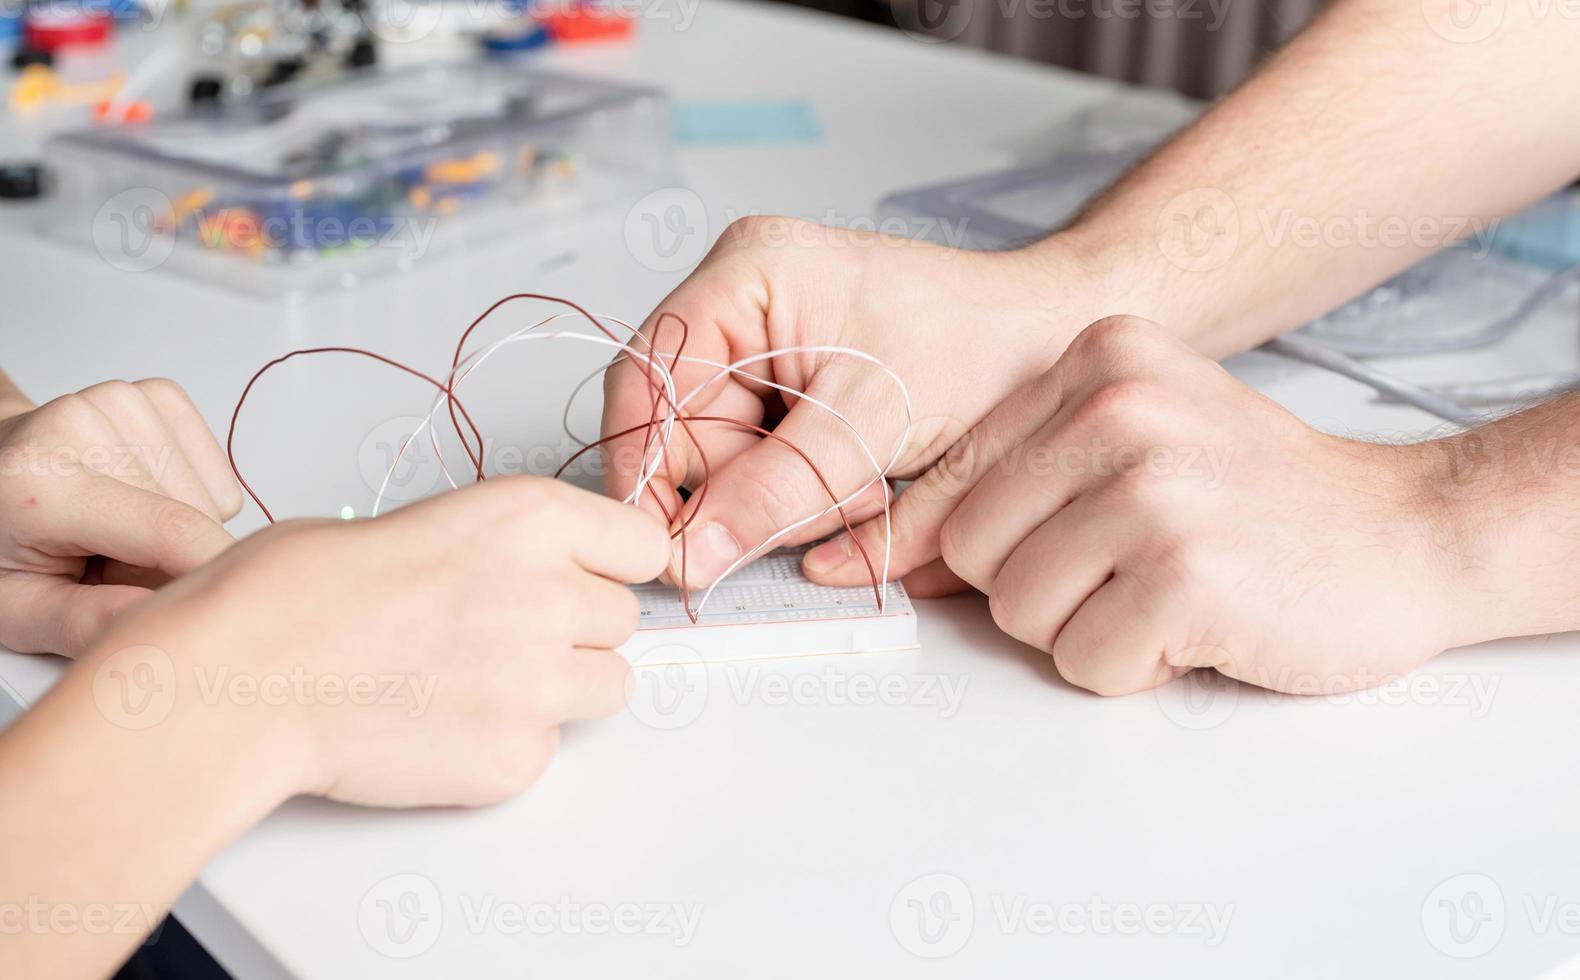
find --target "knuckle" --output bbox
[1049,648,1120,697]
[216,476,245,520]
[81,380,145,413]
[608,587,641,638]
[1077,380,1159,432]
[985,588,1026,645]
[734,458,817,534]
[936,510,978,583]
[39,392,103,434]
[1075,315,1159,356]
[720,214,779,248]
[151,499,204,544]
[134,377,186,406]
[507,477,571,524]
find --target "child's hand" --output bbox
[84,476,669,808]
[0,381,241,657]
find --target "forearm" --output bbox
[1040,0,1580,357]
[0,635,298,977]
[1423,393,1580,647]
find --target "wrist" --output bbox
[990,234,1131,362]
[1016,227,1220,353]
[1398,428,1539,649]
[67,620,319,814]
[1026,203,1253,358]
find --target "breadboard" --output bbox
[619,547,919,666]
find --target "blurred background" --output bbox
[783,0,1318,97]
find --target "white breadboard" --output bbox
[619,547,919,666]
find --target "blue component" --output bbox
[253,200,397,252]
[0,9,22,41]
[480,21,550,54]
[1487,193,1580,271]
[671,100,824,146]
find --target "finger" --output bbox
[572,574,644,649]
[614,379,766,533]
[53,476,235,576]
[983,491,1134,648]
[1048,573,1190,698]
[669,369,909,589]
[600,303,736,514]
[900,558,971,598]
[0,572,150,657]
[76,382,218,516]
[136,378,244,519]
[534,647,634,722]
[805,366,1070,587]
[560,489,671,584]
[454,478,670,584]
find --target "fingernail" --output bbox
[672,521,742,587]
[804,535,853,574]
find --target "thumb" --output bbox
[803,366,1069,587]
[668,392,898,590]
[0,573,151,657]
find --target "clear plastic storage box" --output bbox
[44,61,674,299]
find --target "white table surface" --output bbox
[4,2,1580,977]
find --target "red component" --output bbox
[226,295,887,622]
[23,10,112,50]
[543,8,634,42]
[94,98,153,124]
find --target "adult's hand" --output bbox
[809,316,1473,696]
[602,216,1107,591]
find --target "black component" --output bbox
[262,57,304,87]
[0,161,45,200]
[10,46,53,71]
[189,74,224,104]
[346,36,377,69]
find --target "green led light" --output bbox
[340,505,356,521]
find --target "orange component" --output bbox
[423,152,501,185]
[93,98,152,124]
[543,8,635,42]
[195,207,263,255]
